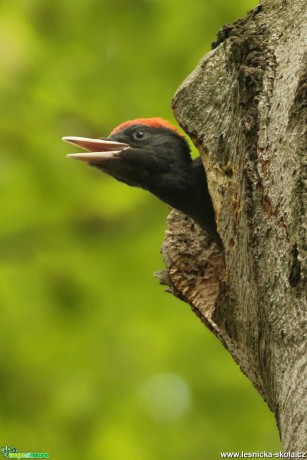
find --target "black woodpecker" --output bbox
[63,118,223,249]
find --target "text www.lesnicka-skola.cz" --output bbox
[220,452,306,458]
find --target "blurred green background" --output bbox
[0,0,281,458]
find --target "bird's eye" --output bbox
[133,130,147,141]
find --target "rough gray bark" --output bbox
[159,0,306,451]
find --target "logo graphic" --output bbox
[1,447,49,458]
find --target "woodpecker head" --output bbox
[63,117,223,248]
[63,118,191,190]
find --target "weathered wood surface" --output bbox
[160,0,306,450]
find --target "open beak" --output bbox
[62,136,129,163]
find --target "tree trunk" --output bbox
[159,0,306,450]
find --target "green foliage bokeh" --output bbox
[0,1,280,458]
